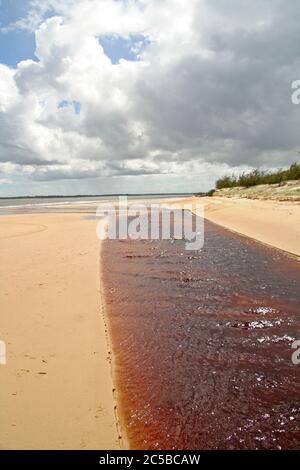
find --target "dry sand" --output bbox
[176,196,300,257]
[213,180,300,202]
[0,212,119,450]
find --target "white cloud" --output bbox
[0,65,19,111]
[0,0,299,193]
[0,178,12,184]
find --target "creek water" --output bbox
[102,211,300,449]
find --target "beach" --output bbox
[176,196,300,257]
[0,211,119,449]
[0,196,299,449]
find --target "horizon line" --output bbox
[0,192,196,200]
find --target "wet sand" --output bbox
[102,211,300,450]
[0,213,119,449]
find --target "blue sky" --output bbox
[58,100,81,115]
[0,0,36,66]
[0,1,148,67]
[0,0,29,27]
[99,34,150,64]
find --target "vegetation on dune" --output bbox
[195,189,216,197]
[215,163,300,189]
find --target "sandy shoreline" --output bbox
[174,196,300,257]
[0,195,299,449]
[0,212,119,449]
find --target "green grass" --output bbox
[216,163,300,189]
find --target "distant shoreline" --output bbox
[0,192,195,200]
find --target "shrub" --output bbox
[215,163,300,189]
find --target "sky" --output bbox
[0,0,300,196]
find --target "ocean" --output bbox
[0,194,193,215]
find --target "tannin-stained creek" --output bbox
[102,210,300,449]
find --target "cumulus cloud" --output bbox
[0,0,299,191]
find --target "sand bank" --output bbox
[0,213,119,449]
[175,196,300,257]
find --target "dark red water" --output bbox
[102,211,300,450]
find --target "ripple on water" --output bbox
[102,213,300,449]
